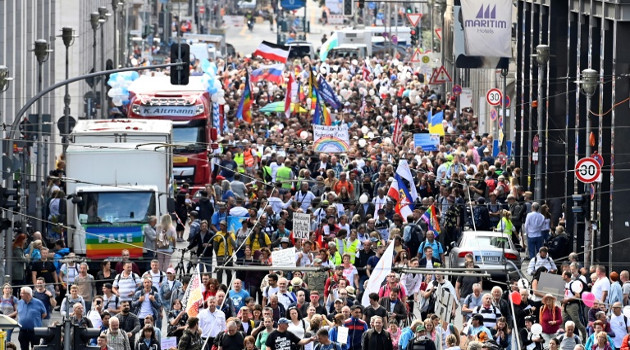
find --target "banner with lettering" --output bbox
[84,224,144,259]
[460,0,512,57]
[312,124,350,153]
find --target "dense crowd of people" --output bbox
[3,42,627,350]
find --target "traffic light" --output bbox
[571,193,590,220]
[73,326,101,350]
[358,0,364,9]
[343,0,353,16]
[0,186,18,210]
[170,43,190,85]
[34,325,62,350]
[410,29,418,47]
[142,24,152,39]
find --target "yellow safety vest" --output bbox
[276,166,292,189]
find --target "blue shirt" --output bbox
[228,289,250,310]
[18,297,47,329]
[418,240,444,260]
[211,211,228,229]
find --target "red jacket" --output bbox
[540,305,562,334]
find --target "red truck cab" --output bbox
[128,76,217,193]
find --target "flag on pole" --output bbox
[422,204,441,236]
[285,72,297,118]
[387,160,418,221]
[360,96,367,118]
[236,72,253,124]
[184,266,205,317]
[392,114,403,145]
[251,64,285,84]
[253,41,290,63]
[362,63,372,81]
[362,240,395,306]
[312,88,332,126]
[428,110,445,136]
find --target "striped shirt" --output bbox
[471,305,502,329]
[113,272,140,302]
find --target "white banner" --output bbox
[292,213,311,239]
[272,247,296,267]
[460,0,512,57]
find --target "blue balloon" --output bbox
[201,59,211,74]
[403,90,410,97]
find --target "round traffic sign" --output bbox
[486,88,503,106]
[452,84,462,96]
[490,109,498,121]
[532,135,539,152]
[503,95,511,108]
[497,152,507,166]
[575,157,601,184]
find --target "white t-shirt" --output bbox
[592,277,611,303]
[342,266,359,287]
[138,292,154,318]
[143,270,165,288]
[609,313,629,347]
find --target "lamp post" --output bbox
[112,0,123,69]
[533,44,549,202]
[90,12,103,120]
[0,66,12,286]
[578,68,598,267]
[58,28,77,154]
[33,39,52,233]
[99,7,111,120]
[501,68,508,153]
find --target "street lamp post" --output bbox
[90,12,103,120]
[533,44,549,202]
[501,68,508,153]
[59,28,77,154]
[99,7,111,120]
[112,0,123,69]
[0,65,12,286]
[33,40,52,233]
[578,68,598,267]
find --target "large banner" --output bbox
[460,0,512,57]
[281,0,305,10]
[85,224,144,259]
[453,0,509,69]
[413,133,441,151]
[312,124,350,153]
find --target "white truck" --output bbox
[65,119,173,259]
[329,29,373,59]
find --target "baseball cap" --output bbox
[416,324,426,332]
[167,268,176,274]
[335,299,344,304]
[278,318,291,324]
[219,220,227,225]
[280,237,290,244]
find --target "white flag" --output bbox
[361,240,395,306]
[460,0,512,57]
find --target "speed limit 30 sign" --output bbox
[486,88,503,106]
[575,157,601,183]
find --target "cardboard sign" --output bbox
[272,247,296,267]
[292,213,311,239]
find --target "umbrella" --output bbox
[259,101,306,114]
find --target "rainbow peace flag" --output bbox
[236,72,253,124]
[312,89,332,126]
[422,204,441,236]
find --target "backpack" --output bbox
[418,241,443,258]
[408,337,433,350]
[473,206,491,230]
[114,272,139,286]
[485,178,497,195]
[556,333,581,345]
[104,294,119,311]
[406,224,423,247]
[157,231,170,249]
